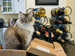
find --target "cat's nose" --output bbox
[26,20,28,22]
[26,20,30,23]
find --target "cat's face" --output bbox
[19,11,34,24]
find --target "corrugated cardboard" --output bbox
[0,38,67,56]
[27,38,67,56]
[26,38,56,56]
[54,42,67,56]
[0,49,26,56]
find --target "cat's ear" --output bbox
[19,11,23,16]
[28,11,33,17]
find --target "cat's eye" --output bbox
[29,18,30,19]
[23,18,26,20]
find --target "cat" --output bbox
[2,11,35,50]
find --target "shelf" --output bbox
[2,12,13,14]
[3,1,8,2]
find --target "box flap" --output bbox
[32,38,54,49]
[56,51,67,56]
[53,42,67,56]
[27,47,56,56]
[0,49,26,56]
[27,38,56,56]
[53,42,64,51]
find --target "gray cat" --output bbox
[2,11,35,50]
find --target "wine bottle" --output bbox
[51,8,67,16]
[50,18,72,24]
[63,21,72,24]
[50,26,63,34]
[66,36,74,42]
[50,19,63,24]
[58,37,65,42]
[59,18,72,24]
[59,27,69,33]
[51,32,54,38]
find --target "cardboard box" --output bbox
[54,42,67,56]
[27,38,67,56]
[0,49,26,56]
[0,38,67,56]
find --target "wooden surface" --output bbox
[0,45,2,49]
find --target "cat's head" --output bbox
[19,11,35,24]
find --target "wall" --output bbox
[27,0,66,17]
[0,6,18,21]
[66,0,75,40]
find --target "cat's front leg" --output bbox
[25,36,32,50]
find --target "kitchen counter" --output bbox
[0,26,9,28]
